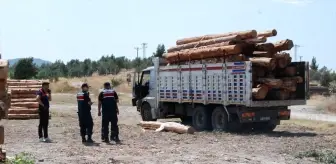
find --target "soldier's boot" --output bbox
[114,136,121,144]
[87,135,94,143]
[103,136,109,143]
[81,136,86,143]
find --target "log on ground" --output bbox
[249,57,276,70]
[10,94,36,99]
[11,102,39,108]
[9,88,39,94]
[7,114,39,120]
[7,82,43,86]
[176,30,257,45]
[8,85,41,89]
[257,29,277,37]
[8,108,38,115]
[257,78,283,88]
[167,35,241,53]
[10,98,37,103]
[252,84,269,99]
[164,45,242,63]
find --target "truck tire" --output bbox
[180,116,192,125]
[192,106,212,131]
[253,122,277,132]
[211,106,229,131]
[141,103,157,121]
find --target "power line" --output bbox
[141,43,147,58]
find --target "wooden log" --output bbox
[11,102,39,108]
[226,54,247,62]
[285,66,297,76]
[281,78,297,92]
[252,84,269,99]
[283,76,304,83]
[176,30,257,45]
[274,52,291,68]
[8,85,41,88]
[7,82,42,86]
[255,43,275,52]
[273,39,294,52]
[257,29,277,37]
[251,51,274,58]
[8,108,38,115]
[10,98,37,103]
[275,90,290,100]
[249,57,276,70]
[9,94,36,99]
[257,78,283,88]
[167,35,241,53]
[9,88,38,94]
[7,114,39,119]
[165,45,242,63]
[252,67,266,77]
[243,37,267,44]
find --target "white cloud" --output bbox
[272,0,314,6]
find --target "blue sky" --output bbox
[0,0,335,69]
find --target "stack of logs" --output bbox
[7,80,42,119]
[164,29,303,100]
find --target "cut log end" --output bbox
[252,85,269,99]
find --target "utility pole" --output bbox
[134,47,141,58]
[141,43,147,59]
[299,56,303,61]
[294,44,302,62]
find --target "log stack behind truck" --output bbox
[132,29,309,132]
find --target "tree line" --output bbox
[8,44,166,80]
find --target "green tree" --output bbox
[13,58,38,79]
[153,44,166,57]
[310,56,318,71]
[319,66,332,87]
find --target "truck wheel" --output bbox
[253,122,277,132]
[141,103,157,121]
[192,106,212,131]
[211,106,229,131]
[180,116,192,125]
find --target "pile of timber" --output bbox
[138,121,196,134]
[6,79,44,119]
[0,60,7,162]
[164,29,303,100]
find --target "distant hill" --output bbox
[8,58,52,67]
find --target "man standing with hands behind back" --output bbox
[36,81,51,142]
[98,82,120,144]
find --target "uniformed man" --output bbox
[98,82,120,143]
[77,83,94,143]
[36,82,52,142]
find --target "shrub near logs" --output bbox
[163,29,304,100]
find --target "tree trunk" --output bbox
[243,37,267,44]
[251,51,274,58]
[167,35,241,53]
[281,78,297,92]
[275,90,290,100]
[249,57,276,70]
[165,45,242,63]
[273,39,294,52]
[176,30,257,45]
[257,29,277,37]
[255,43,275,52]
[285,66,297,76]
[257,78,283,88]
[252,84,269,99]
[274,53,291,68]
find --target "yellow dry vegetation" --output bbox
[308,95,336,114]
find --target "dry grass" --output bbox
[308,95,336,114]
[283,119,336,132]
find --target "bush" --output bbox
[296,150,336,164]
[111,78,122,87]
[6,152,35,164]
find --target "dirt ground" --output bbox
[2,94,336,164]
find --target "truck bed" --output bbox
[157,61,308,107]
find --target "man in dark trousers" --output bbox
[98,82,120,143]
[36,82,51,142]
[77,83,94,143]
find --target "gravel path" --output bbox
[1,102,336,163]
